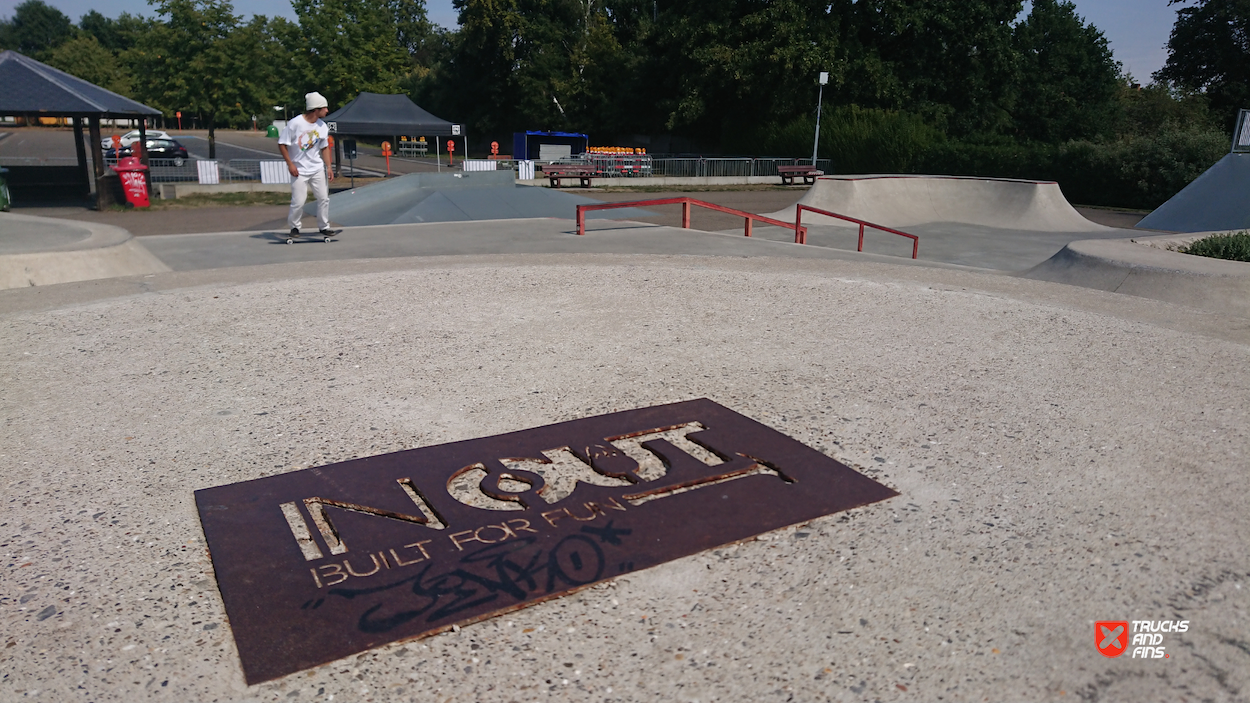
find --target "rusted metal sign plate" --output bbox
[196,398,897,683]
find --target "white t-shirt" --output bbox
[279,115,330,176]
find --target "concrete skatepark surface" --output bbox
[1,175,1248,702]
[0,212,169,288]
[767,175,1112,232]
[757,175,1133,270]
[319,171,657,226]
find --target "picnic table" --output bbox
[543,165,596,188]
[777,165,824,185]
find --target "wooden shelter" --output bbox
[0,50,161,208]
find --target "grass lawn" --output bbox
[110,191,291,211]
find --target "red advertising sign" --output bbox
[195,398,897,683]
[119,171,149,208]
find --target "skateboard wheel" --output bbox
[323,236,331,243]
[285,238,294,244]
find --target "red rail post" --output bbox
[795,204,918,258]
[574,198,805,242]
[795,207,805,244]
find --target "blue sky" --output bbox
[8,0,1175,82]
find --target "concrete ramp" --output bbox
[766,175,1109,232]
[319,170,656,226]
[1023,231,1250,318]
[0,213,170,289]
[1136,153,1250,233]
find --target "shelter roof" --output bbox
[0,50,160,117]
[324,92,455,136]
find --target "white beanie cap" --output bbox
[305,92,328,111]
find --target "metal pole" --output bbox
[812,72,828,168]
[811,82,824,167]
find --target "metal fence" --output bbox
[650,157,833,178]
[542,156,833,179]
[0,156,81,166]
[1,156,229,183]
[1,155,838,183]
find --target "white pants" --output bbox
[288,170,330,231]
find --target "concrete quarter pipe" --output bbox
[766,174,1111,232]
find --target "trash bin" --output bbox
[111,156,150,208]
[266,124,279,138]
[0,167,10,211]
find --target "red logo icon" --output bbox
[1096,621,1129,657]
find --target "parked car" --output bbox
[105,138,190,166]
[100,129,171,149]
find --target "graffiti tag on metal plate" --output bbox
[195,398,897,684]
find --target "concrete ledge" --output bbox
[1021,230,1250,318]
[158,182,290,199]
[0,213,170,289]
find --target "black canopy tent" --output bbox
[323,92,463,169]
[0,50,161,207]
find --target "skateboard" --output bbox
[284,229,342,244]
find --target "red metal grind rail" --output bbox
[575,197,808,241]
[795,204,919,258]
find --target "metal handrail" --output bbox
[575,196,808,241]
[795,204,919,258]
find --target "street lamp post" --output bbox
[811,71,828,168]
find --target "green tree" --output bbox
[0,0,73,60]
[1154,0,1250,129]
[45,34,134,95]
[842,0,1024,137]
[78,10,151,54]
[129,0,269,157]
[261,16,314,123]
[647,0,848,142]
[1116,82,1219,137]
[434,0,612,136]
[290,0,411,109]
[386,0,435,57]
[1012,0,1121,142]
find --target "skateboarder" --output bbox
[279,91,335,238]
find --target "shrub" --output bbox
[759,106,1228,210]
[915,127,1228,209]
[759,105,944,173]
[1056,127,1230,209]
[1179,231,1250,262]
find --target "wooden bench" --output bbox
[777,165,824,185]
[543,165,596,188]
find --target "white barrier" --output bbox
[196,160,219,185]
[517,160,535,180]
[462,159,497,172]
[259,160,292,184]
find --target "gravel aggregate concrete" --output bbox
[1,252,1247,702]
